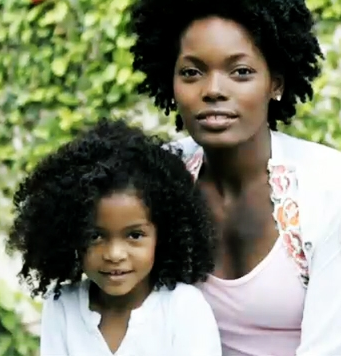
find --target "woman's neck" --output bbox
[202,126,271,193]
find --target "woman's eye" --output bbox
[234,68,253,76]
[180,68,201,77]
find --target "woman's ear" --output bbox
[270,73,284,101]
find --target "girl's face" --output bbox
[173,16,283,148]
[83,191,157,300]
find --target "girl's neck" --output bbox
[90,279,153,314]
[202,125,271,193]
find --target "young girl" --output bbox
[7,119,222,356]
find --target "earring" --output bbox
[274,94,281,101]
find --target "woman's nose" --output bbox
[202,72,228,103]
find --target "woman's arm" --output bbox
[171,284,222,356]
[296,196,341,356]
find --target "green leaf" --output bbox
[0,334,12,355]
[1,310,17,331]
[116,67,132,85]
[0,281,16,310]
[39,1,69,26]
[102,63,118,82]
[84,12,100,27]
[57,92,79,106]
[114,0,131,11]
[51,57,69,76]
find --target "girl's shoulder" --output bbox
[166,282,206,300]
[156,282,210,313]
[154,283,221,355]
[163,136,202,161]
[42,279,87,314]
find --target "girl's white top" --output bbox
[40,280,222,356]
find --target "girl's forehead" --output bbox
[96,193,151,231]
[97,192,146,217]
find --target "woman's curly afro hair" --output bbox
[130,0,323,131]
[7,119,215,298]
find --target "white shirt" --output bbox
[40,280,222,356]
[171,130,341,355]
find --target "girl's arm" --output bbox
[40,295,68,355]
[171,284,222,356]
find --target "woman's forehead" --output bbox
[178,17,264,63]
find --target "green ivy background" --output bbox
[0,0,340,354]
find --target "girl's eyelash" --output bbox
[90,228,106,240]
[128,231,146,239]
[91,233,102,241]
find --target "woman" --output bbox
[130,0,341,355]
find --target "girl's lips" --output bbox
[100,270,133,276]
[100,270,134,282]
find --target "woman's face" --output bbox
[173,16,283,148]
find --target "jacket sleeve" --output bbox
[296,192,341,355]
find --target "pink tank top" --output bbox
[185,147,309,355]
[199,238,306,356]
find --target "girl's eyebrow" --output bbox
[122,222,151,231]
[94,222,150,232]
[93,226,108,234]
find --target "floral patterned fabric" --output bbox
[268,162,309,287]
[185,149,309,287]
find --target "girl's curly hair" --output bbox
[7,119,215,298]
[130,0,323,130]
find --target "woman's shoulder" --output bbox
[171,131,341,168]
[274,131,341,185]
[276,131,341,162]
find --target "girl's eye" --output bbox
[90,231,103,241]
[180,68,201,78]
[128,231,145,240]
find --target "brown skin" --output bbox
[83,191,157,352]
[174,17,284,279]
